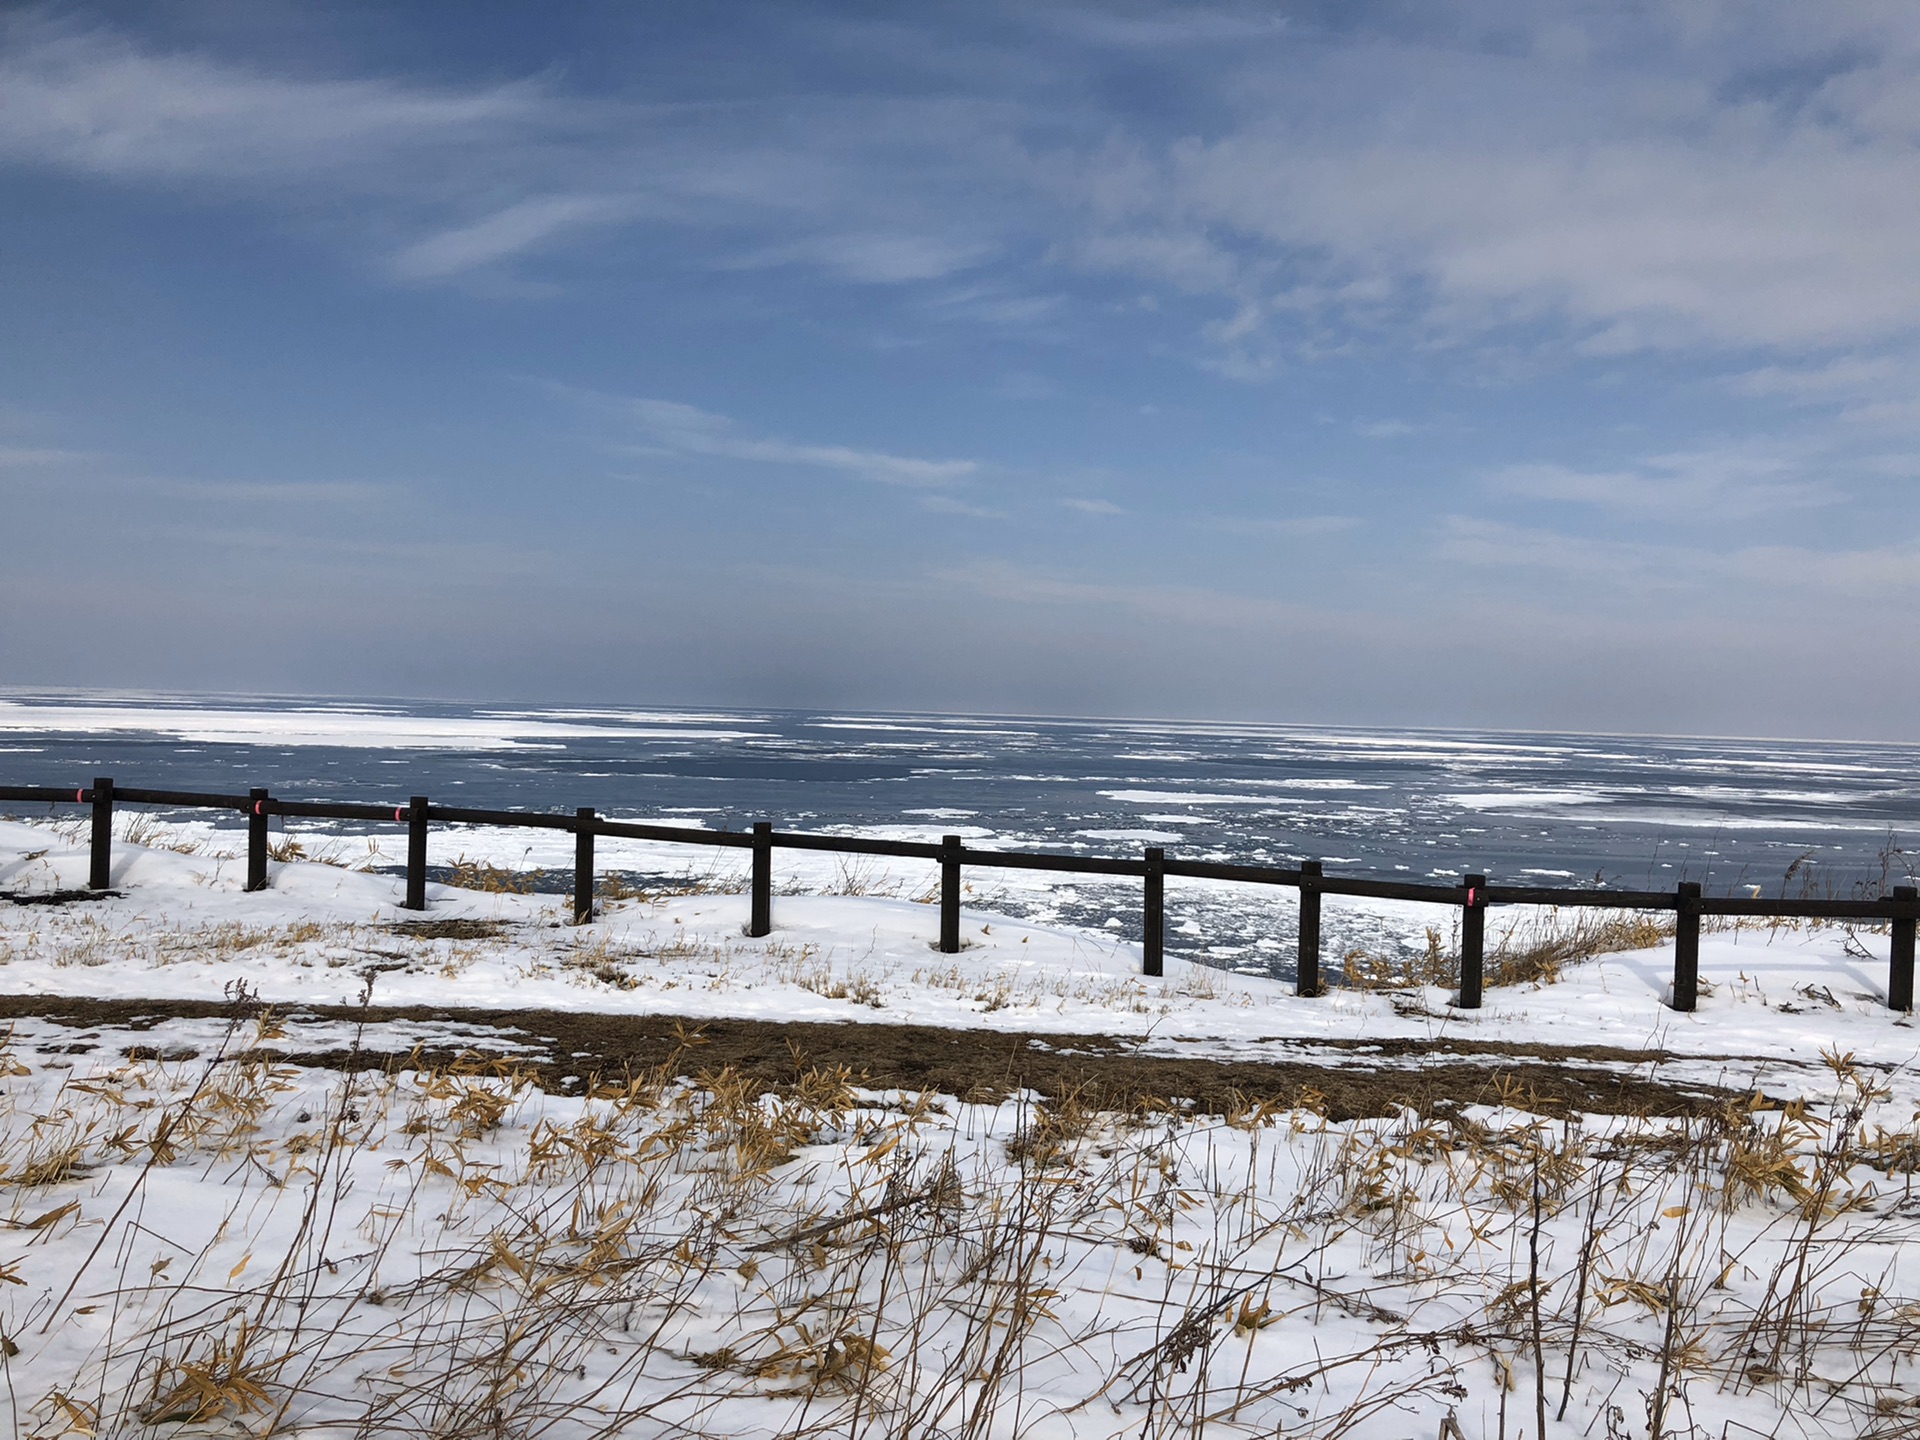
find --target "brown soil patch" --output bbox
[0,994,1746,1121]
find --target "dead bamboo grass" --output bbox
[1,1019,1917,1437]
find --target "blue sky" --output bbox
[3,2,1919,737]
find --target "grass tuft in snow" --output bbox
[4,1006,1920,1436]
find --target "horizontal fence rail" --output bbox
[3,778,1916,1017]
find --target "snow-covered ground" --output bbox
[1,817,1913,1107]
[4,818,1920,1437]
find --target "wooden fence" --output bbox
[3,777,1915,1015]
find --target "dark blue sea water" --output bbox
[4,691,1916,974]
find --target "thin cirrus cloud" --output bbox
[0,15,609,286]
[1484,446,1834,514]
[1437,517,1688,588]
[1440,515,1920,601]
[1728,356,1906,403]
[0,445,90,467]
[0,15,1015,293]
[922,494,1006,520]
[617,397,977,488]
[11,5,1920,370]
[935,557,1388,640]
[1725,356,1920,435]
[1231,515,1360,538]
[386,195,637,281]
[0,17,554,183]
[726,231,995,285]
[1353,419,1426,440]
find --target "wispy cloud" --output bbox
[938,558,1345,632]
[729,231,993,285]
[618,397,976,487]
[0,445,90,467]
[1353,419,1422,440]
[1,455,391,508]
[0,17,553,182]
[1227,515,1361,538]
[1728,356,1905,403]
[1060,497,1124,515]
[1037,9,1289,49]
[387,195,635,281]
[1052,10,1920,360]
[0,16,1000,297]
[1726,354,1920,437]
[19,5,1920,366]
[1437,516,1676,583]
[922,494,1005,519]
[0,15,1031,301]
[1439,515,1920,599]
[1484,445,1833,514]
[154,479,391,507]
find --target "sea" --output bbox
[3,691,1916,979]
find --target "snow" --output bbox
[1,819,1911,1103]
[4,818,1920,1436]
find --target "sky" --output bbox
[3,1,1919,738]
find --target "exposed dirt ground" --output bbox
[0,993,1758,1120]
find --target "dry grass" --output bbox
[1488,908,1675,988]
[0,1000,1916,1438]
[389,918,510,942]
[119,815,204,857]
[260,832,385,870]
[1339,908,1677,993]
[1341,926,1458,990]
[446,855,547,894]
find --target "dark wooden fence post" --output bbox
[939,835,962,954]
[246,788,270,893]
[1457,873,1486,1008]
[573,807,595,925]
[750,822,773,937]
[1143,846,1166,978]
[404,796,429,911]
[88,776,114,890]
[1890,885,1917,1013]
[1296,860,1323,996]
[1670,881,1702,1011]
